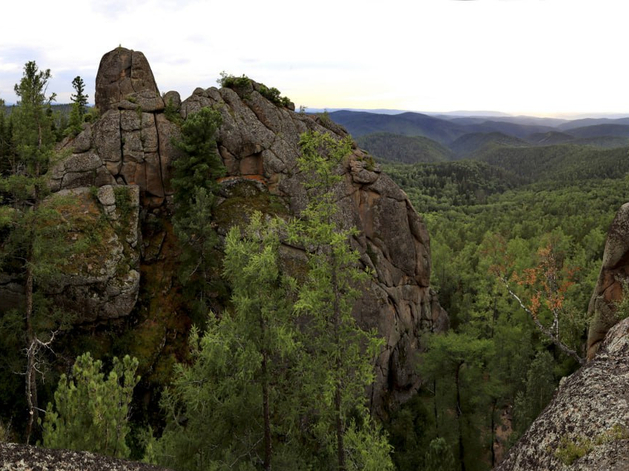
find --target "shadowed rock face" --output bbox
[587,203,629,359]
[32,47,448,411]
[495,317,629,471]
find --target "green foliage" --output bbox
[218,72,291,107]
[0,98,16,177]
[476,143,629,182]
[155,212,302,470]
[113,185,132,222]
[290,130,392,470]
[419,332,494,471]
[171,106,226,316]
[217,71,252,90]
[163,96,182,125]
[11,61,56,180]
[386,394,435,470]
[613,280,629,320]
[554,425,629,465]
[0,61,67,441]
[424,437,456,471]
[66,76,88,137]
[258,84,291,108]
[512,350,556,438]
[343,422,395,471]
[382,160,524,211]
[554,436,592,465]
[41,353,139,458]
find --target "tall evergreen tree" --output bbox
[66,76,88,136]
[0,61,77,442]
[170,106,226,318]
[156,213,301,470]
[420,332,493,471]
[290,130,393,471]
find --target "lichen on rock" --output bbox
[496,317,629,471]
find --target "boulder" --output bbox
[95,47,162,113]
[586,203,629,359]
[496,317,629,470]
[0,186,141,324]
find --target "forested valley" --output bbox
[355,113,629,469]
[1,55,629,471]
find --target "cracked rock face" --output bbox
[587,202,629,359]
[496,317,629,471]
[45,47,447,411]
[182,81,448,411]
[53,47,181,207]
[95,47,162,114]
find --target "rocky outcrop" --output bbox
[49,186,141,323]
[95,47,163,114]
[0,442,171,471]
[42,47,447,410]
[52,47,182,207]
[586,203,629,359]
[0,185,141,323]
[496,317,629,471]
[180,80,448,410]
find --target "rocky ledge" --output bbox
[0,443,170,471]
[496,317,629,470]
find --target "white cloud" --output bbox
[1,0,628,115]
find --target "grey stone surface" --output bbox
[496,318,629,471]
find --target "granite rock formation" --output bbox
[0,185,140,323]
[52,47,181,208]
[495,317,629,470]
[586,202,629,359]
[9,47,448,410]
[179,79,448,410]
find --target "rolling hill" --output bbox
[355,132,453,163]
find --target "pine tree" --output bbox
[290,130,393,471]
[170,106,226,318]
[0,61,80,442]
[66,76,88,137]
[156,212,301,470]
[41,353,140,458]
[419,332,493,471]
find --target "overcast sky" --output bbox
[1,0,628,117]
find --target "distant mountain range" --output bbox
[324,109,629,163]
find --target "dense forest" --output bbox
[360,115,629,469]
[1,60,628,471]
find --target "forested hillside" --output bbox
[375,130,629,470]
[311,106,629,470]
[2,51,629,471]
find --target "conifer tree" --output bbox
[170,106,226,317]
[420,332,493,471]
[290,130,393,471]
[0,61,79,442]
[66,76,88,136]
[41,353,140,458]
[156,212,301,470]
